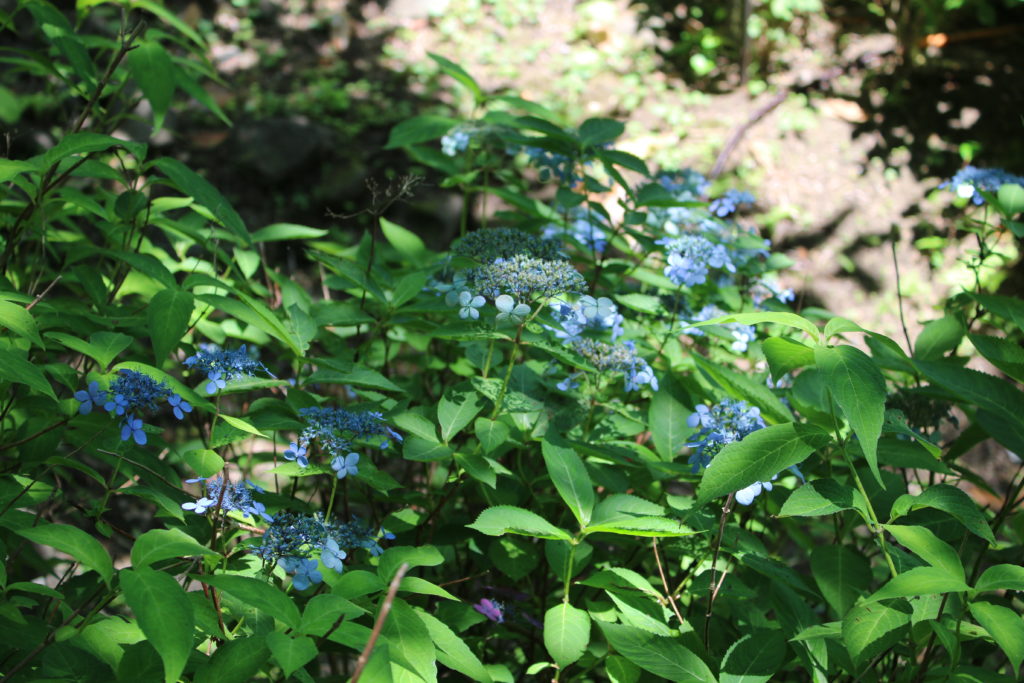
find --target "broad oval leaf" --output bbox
[130,528,221,568]
[542,437,595,527]
[17,523,112,584]
[597,621,716,682]
[148,288,194,365]
[544,603,590,669]
[864,566,970,603]
[883,525,964,582]
[720,629,787,683]
[467,506,571,541]
[438,383,485,443]
[121,568,194,683]
[969,602,1024,677]
[195,574,300,629]
[266,631,317,677]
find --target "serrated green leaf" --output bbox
[883,525,964,581]
[815,345,886,486]
[17,523,113,584]
[864,566,969,602]
[889,484,994,543]
[969,334,1024,384]
[544,603,590,668]
[914,315,965,360]
[127,40,175,131]
[0,300,44,348]
[762,337,815,382]
[697,423,830,503]
[691,311,820,341]
[266,631,317,677]
[841,601,909,665]
[810,545,871,617]
[779,479,868,518]
[381,598,436,683]
[148,288,193,364]
[418,610,493,682]
[121,568,194,683]
[541,438,594,527]
[130,528,220,568]
[719,629,787,683]
[975,564,1024,593]
[597,621,716,682]
[467,506,571,541]
[378,545,444,583]
[439,383,485,443]
[195,574,300,629]
[194,637,270,683]
[648,388,691,460]
[0,347,58,402]
[380,218,428,261]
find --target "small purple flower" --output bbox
[74,381,106,415]
[104,393,129,416]
[474,598,504,623]
[168,394,192,420]
[120,415,147,445]
[205,369,227,395]
[283,442,308,468]
[331,452,360,480]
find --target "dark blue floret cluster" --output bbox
[287,406,402,478]
[184,344,272,394]
[181,477,272,521]
[941,165,1024,205]
[74,370,191,445]
[255,512,394,589]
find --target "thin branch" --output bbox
[651,539,685,627]
[350,563,410,683]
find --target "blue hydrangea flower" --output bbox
[450,227,566,263]
[661,235,735,287]
[495,295,531,324]
[549,295,624,342]
[168,394,192,420]
[284,442,309,468]
[331,452,360,480]
[456,291,485,320]
[686,399,766,471]
[542,209,608,253]
[735,475,777,506]
[321,538,347,572]
[441,127,472,156]
[466,255,586,301]
[571,339,658,392]
[181,477,271,522]
[941,166,1024,205]
[280,557,323,590]
[121,415,147,445]
[709,189,756,217]
[184,345,272,395]
[182,497,215,514]
[682,305,757,353]
[74,381,106,415]
[556,373,582,392]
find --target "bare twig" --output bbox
[652,539,686,627]
[25,275,62,311]
[704,492,735,648]
[350,563,410,683]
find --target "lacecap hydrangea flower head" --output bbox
[285,406,402,479]
[184,344,273,394]
[74,370,192,445]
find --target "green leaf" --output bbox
[996,182,1024,217]
[597,622,717,682]
[266,631,317,677]
[584,494,693,537]
[969,602,1024,676]
[719,629,787,683]
[815,345,887,486]
[841,601,909,665]
[251,223,329,242]
[194,637,270,683]
[474,418,510,454]
[0,300,44,348]
[153,158,250,245]
[543,603,590,669]
[377,545,444,583]
[648,388,691,460]
[380,218,428,261]
[541,437,595,527]
[219,414,270,438]
[196,574,301,629]
[690,311,820,342]
[467,506,571,541]
[148,288,193,364]
[0,347,58,402]
[889,484,994,544]
[883,525,964,581]
[418,610,493,682]
[384,115,460,149]
[697,423,831,503]
[823,316,867,340]
[975,564,1024,593]
[762,337,815,381]
[17,523,112,585]
[299,594,364,636]
[429,53,483,102]
[439,382,485,443]
[969,334,1024,384]
[864,566,969,602]
[130,528,220,568]
[381,598,436,683]
[184,449,224,478]
[127,40,175,132]
[45,331,133,371]
[121,568,194,683]
[579,118,624,146]
[403,436,453,462]
[487,536,539,580]
[0,159,39,183]
[692,355,793,424]
[810,545,871,617]
[779,479,868,518]
[914,315,964,360]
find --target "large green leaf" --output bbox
[121,568,194,683]
[127,40,175,131]
[913,315,964,360]
[968,334,1024,384]
[194,637,270,683]
[542,438,595,527]
[841,601,909,665]
[585,494,693,537]
[598,622,717,682]
[377,545,444,583]
[815,345,887,485]
[692,355,793,424]
[418,610,492,682]
[380,218,428,261]
[381,598,437,683]
[148,288,194,365]
[697,423,830,503]
[0,300,44,348]
[468,506,571,541]
[762,337,815,382]
[195,574,300,629]
[579,118,624,146]
[889,484,994,544]
[298,594,364,636]
[17,523,112,585]
[130,528,221,568]
[779,479,868,518]
[430,53,483,102]
[810,545,872,617]
[974,564,1024,593]
[884,525,964,580]
[969,602,1024,677]
[719,629,787,683]
[0,348,58,402]
[45,331,133,370]
[544,603,590,669]
[648,388,691,460]
[438,383,485,443]
[153,157,250,245]
[266,631,317,677]
[384,115,460,149]
[864,566,969,602]
[690,311,821,342]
